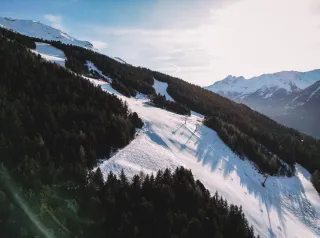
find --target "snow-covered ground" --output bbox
[92,78,320,238]
[32,46,320,238]
[0,17,94,50]
[153,78,175,101]
[31,42,66,67]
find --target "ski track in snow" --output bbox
[31,42,66,67]
[33,45,320,238]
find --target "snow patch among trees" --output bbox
[30,42,65,67]
[153,78,175,102]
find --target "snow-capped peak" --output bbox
[0,16,95,50]
[206,69,320,97]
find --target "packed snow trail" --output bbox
[32,50,320,238]
[31,42,66,67]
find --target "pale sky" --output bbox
[2,0,320,85]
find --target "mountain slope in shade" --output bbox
[206,70,320,138]
[276,80,320,137]
[0,17,94,50]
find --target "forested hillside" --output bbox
[151,93,191,116]
[6,25,318,192]
[149,71,320,191]
[0,27,257,237]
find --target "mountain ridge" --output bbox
[206,69,320,96]
[206,69,320,138]
[0,16,95,50]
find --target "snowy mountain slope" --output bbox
[83,76,320,238]
[288,80,320,106]
[30,42,66,67]
[0,17,94,50]
[29,35,320,238]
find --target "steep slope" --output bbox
[28,38,320,237]
[0,16,94,49]
[38,36,320,191]
[2,23,320,238]
[0,35,144,237]
[93,77,320,238]
[276,81,320,137]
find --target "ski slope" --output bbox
[89,78,320,238]
[32,47,320,238]
[31,42,65,67]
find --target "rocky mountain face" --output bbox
[206,70,320,138]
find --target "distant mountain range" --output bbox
[0,16,94,49]
[206,70,320,138]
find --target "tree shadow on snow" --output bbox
[144,122,169,149]
[192,125,319,237]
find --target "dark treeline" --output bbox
[81,167,257,238]
[0,33,139,236]
[1,165,258,238]
[0,36,141,170]
[0,27,36,49]
[2,27,319,191]
[205,117,289,176]
[65,55,88,74]
[151,94,191,116]
[111,79,137,97]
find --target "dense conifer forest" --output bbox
[151,94,191,116]
[0,28,257,237]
